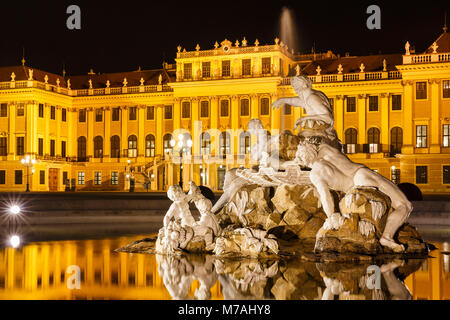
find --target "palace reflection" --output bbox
[0,236,448,300]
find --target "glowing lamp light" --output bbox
[10,235,21,248]
[151,174,155,179]
[170,139,175,147]
[20,158,25,164]
[126,174,130,179]
[178,141,183,148]
[9,205,21,215]
[178,134,184,141]
[391,166,396,170]
[186,139,193,148]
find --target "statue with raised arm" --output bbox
[271,75,336,137]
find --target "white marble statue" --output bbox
[164,185,196,228]
[271,75,335,136]
[188,181,221,250]
[292,139,412,252]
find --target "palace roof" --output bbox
[0,65,175,89]
[298,53,403,76]
[425,31,450,53]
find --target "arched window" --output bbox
[200,132,211,155]
[391,127,403,154]
[93,136,103,158]
[146,134,155,157]
[368,127,380,153]
[240,99,250,116]
[200,101,209,118]
[128,135,138,157]
[163,134,173,154]
[239,131,251,154]
[220,132,230,155]
[345,128,357,154]
[77,136,86,161]
[182,101,191,118]
[110,135,120,158]
[260,97,270,115]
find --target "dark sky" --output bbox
[0,0,448,76]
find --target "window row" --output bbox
[77,135,156,160]
[75,171,120,185]
[343,95,402,113]
[415,165,450,185]
[162,131,255,156]
[344,127,403,154]
[183,57,278,80]
[77,106,164,122]
[0,104,66,120]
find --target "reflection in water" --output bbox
[0,236,449,300]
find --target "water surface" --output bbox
[0,224,449,300]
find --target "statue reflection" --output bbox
[156,254,217,300]
[317,258,424,300]
[156,253,425,300]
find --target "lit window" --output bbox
[367,127,380,153]
[128,135,138,157]
[78,172,85,185]
[111,172,119,185]
[146,134,155,157]
[345,128,357,154]
[444,124,450,147]
[94,172,102,185]
[416,125,427,148]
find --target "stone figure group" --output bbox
[158,75,421,258]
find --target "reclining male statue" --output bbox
[288,139,412,253]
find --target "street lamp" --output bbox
[170,134,192,188]
[21,155,36,192]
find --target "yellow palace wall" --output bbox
[1,40,450,194]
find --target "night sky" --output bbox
[0,0,448,76]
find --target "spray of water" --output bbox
[280,7,300,54]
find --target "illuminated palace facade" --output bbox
[0,31,450,193]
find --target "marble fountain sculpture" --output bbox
[118,75,430,262]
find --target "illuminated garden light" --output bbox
[9,235,21,248]
[9,205,21,215]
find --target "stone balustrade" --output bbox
[0,79,174,96]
